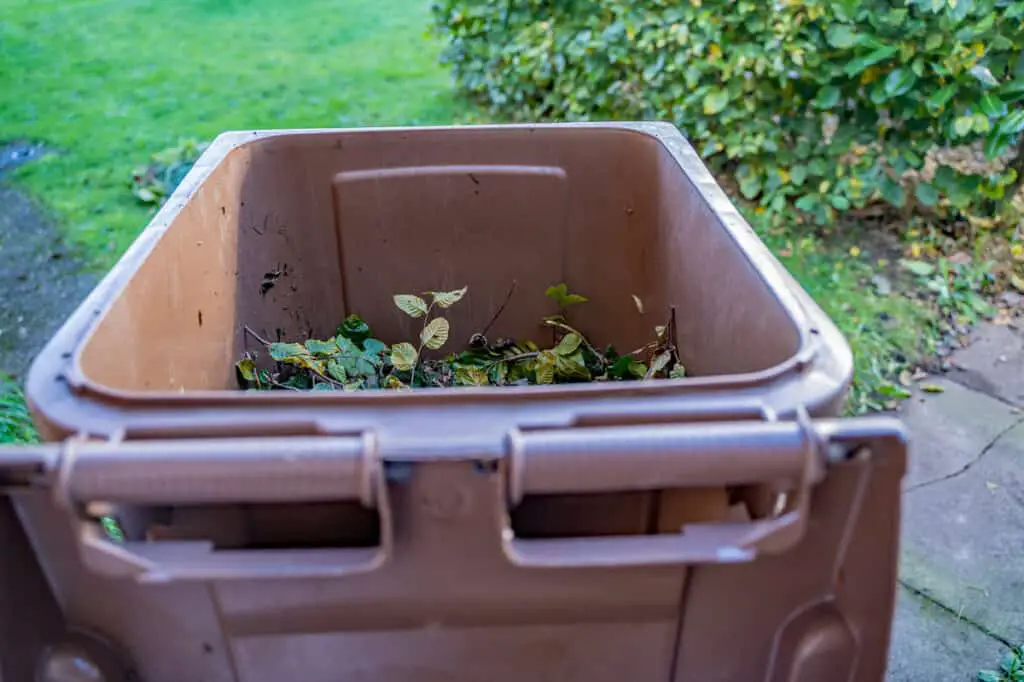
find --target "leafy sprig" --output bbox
[237,284,685,391]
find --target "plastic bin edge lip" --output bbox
[25,123,852,434]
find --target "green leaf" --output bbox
[879,176,906,208]
[269,342,307,362]
[826,24,860,48]
[702,88,730,115]
[362,338,387,357]
[795,194,819,212]
[915,182,940,207]
[454,366,489,386]
[926,84,958,111]
[385,375,410,391]
[969,64,1000,88]
[428,286,468,308]
[843,45,898,76]
[421,317,451,350]
[829,195,851,210]
[878,383,912,399]
[305,338,338,356]
[791,165,808,186]
[978,94,1007,117]
[976,671,1000,682]
[545,283,588,307]
[921,383,945,393]
[925,33,943,50]
[555,352,591,381]
[739,174,763,199]
[901,259,936,276]
[953,116,975,138]
[390,342,418,372]
[554,332,583,356]
[236,358,257,383]
[337,315,371,345]
[394,294,428,318]
[669,364,687,379]
[814,86,841,109]
[326,358,348,382]
[884,68,917,97]
[984,131,1011,159]
[535,351,557,384]
[997,110,1024,136]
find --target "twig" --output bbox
[244,325,273,347]
[493,351,539,366]
[268,378,302,392]
[482,280,518,337]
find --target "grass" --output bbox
[753,218,939,414]
[1,374,38,444]
[0,0,463,268]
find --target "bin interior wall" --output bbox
[80,127,800,392]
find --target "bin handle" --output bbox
[43,435,392,582]
[502,416,895,567]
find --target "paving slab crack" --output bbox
[898,579,1016,648]
[904,415,1024,494]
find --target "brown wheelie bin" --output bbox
[0,123,906,682]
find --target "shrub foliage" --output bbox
[433,0,1024,226]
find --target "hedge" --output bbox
[433,0,1024,226]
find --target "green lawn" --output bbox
[1,0,462,266]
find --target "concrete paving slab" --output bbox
[949,323,1024,407]
[899,378,1020,489]
[900,420,1024,640]
[887,586,1007,682]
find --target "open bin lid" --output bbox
[0,412,906,583]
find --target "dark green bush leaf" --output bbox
[915,182,940,206]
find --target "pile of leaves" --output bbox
[236,284,684,391]
[431,0,1024,231]
[130,138,208,206]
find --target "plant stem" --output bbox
[481,279,518,337]
[244,325,273,347]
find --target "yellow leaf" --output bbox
[972,42,985,58]
[861,66,881,85]
[911,243,922,258]
[428,286,468,309]
[778,168,792,184]
[849,246,861,257]
[708,43,722,61]
[1011,274,1024,293]
[421,317,451,350]
[390,343,418,372]
[1011,244,1023,259]
[394,294,428,318]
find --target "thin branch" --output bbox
[244,325,273,347]
[482,280,518,337]
[494,351,539,365]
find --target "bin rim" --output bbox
[26,123,852,431]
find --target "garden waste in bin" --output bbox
[0,123,907,682]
